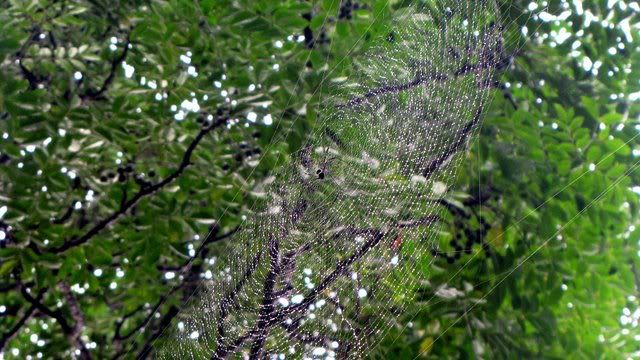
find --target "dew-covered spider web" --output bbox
[156,1,509,358]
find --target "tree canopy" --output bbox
[0,0,639,359]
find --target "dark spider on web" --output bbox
[315,147,339,180]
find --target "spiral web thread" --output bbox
[159,1,504,358]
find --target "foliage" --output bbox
[378,0,640,358]
[0,0,638,359]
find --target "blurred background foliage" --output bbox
[0,0,639,358]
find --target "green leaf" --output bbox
[0,258,17,276]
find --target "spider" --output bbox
[315,147,338,180]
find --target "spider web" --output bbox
[157,1,505,358]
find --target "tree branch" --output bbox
[215,252,262,353]
[0,282,22,293]
[211,230,386,359]
[52,203,75,224]
[14,29,46,90]
[338,44,508,110]
[80,33,132,100]
[248,237,281,358]
[46,118,227,253]
[280,317,327,347]
[111,224,239,358]
[20,286,92,359]
[211,206,438,358]
[135,306,179,360]
[291,230,385,314]
[114,286,182,342]
[59,282,93,359]
[113,304,145,341]
[421,106,483,179]
[630,261,640,298]
[0,294,41,351]
[332,44,505,181]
